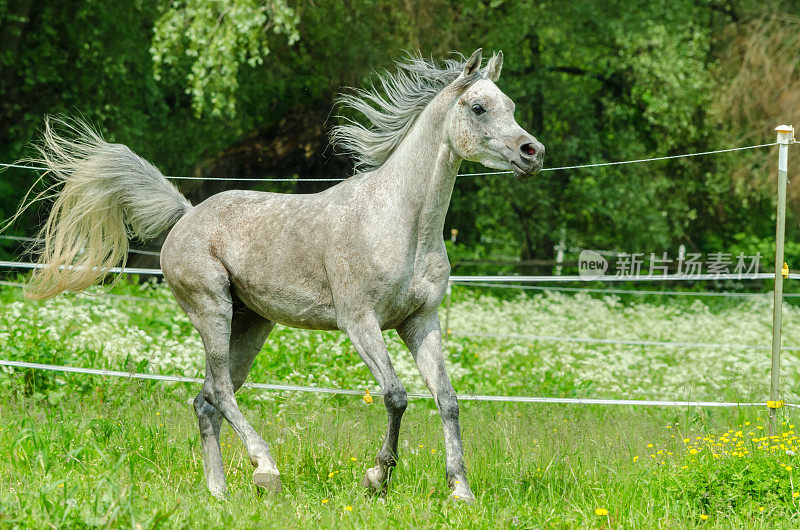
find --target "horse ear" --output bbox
[461,48,483,78]
[485,51,503,82]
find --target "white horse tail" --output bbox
[17,116,191,299]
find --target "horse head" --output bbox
[445,49,545,180]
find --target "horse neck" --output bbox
[377,101,461,253]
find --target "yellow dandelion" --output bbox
[350,457,357,462]
[647,443,654,448]
[700,514,709,521]
[690,449,698,455]
[794,492,799,498]
[322,499,329,504]
[431,448,436,454]
[683,438,690,443]
[328,471,339,478]
[363,389,373,405]
[344,506,353,512]
[594,508,609,516]
[633,456,639,462]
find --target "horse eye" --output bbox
[471,104,485,116]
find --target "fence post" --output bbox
[554,226,566,275]
[770,124,794,435]
[444,281,453,342]
[446,229,457,343]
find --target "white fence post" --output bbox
[770,124,794,435]
[444,281,453,342]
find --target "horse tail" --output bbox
[14,116,192,299]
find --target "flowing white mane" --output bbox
[330,54,482,171]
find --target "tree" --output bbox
[150,0,300,118]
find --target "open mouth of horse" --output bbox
[511,160,541,181]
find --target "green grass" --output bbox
[3,278,800,527]
[2,381,800,528]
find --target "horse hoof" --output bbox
[208,485,229,500]
[449,482,476,504]
[361,465,387,496]
[253,470,282,493]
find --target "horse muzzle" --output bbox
[511,139,544,181]
[511,157,543,181]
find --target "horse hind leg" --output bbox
[193,389,226,497]
[227,303,278,491]
[191,302,276,497]
[175,271,280,495]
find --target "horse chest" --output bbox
[399,253,450,313]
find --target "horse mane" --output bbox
[330,53,482,171]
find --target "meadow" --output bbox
[2,279,800,527]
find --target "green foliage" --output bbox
[1,0,796,268]
[661,416,800,514]
[151,0,300,117]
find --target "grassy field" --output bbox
[2,279,800,527]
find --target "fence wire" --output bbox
[0,234,159,256]
[1,359,795,408]
[450,330,800,351]
[3,259,798,282]
[0,142,781,182]
[454,281,800,298]
[0,140,796,409]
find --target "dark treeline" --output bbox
[1,0,799,271]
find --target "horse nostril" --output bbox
[520,143,536,158]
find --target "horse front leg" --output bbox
[398,311,475,502]
[343,316,408,497]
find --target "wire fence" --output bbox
[1,277,793,353]
[0,141,781,182]
[1,359,795,408]
[450,330,800,352]
[453,281,800,298]
[2,259,797,283]
[0,234,159,256]
[0,139,797,409]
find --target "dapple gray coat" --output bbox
[18,49,544,501]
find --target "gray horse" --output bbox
[19,48,544,501]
